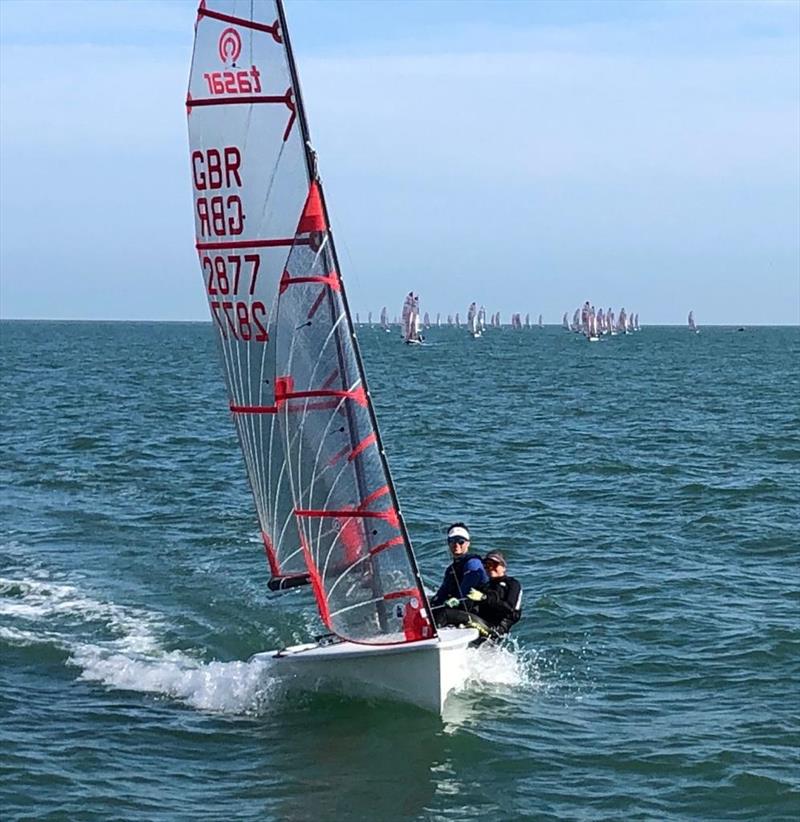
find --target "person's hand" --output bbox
[445,597,460,608]
[467,588,486,602]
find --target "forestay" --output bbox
[187,0,434,644]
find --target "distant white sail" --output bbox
[403,293,422,342]
[467,302,478,335]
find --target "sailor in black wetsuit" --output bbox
[430,523,489,630]
[465,551,522,640]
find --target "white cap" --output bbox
[447,526,470,541]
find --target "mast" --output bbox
[275,0,433,623]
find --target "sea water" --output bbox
[1,321,798,820]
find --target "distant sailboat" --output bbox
[380,306,390,332]
[467,302,481,338]
[688,310,699,334]
[587,307,600,341]
[537,314,543,329]
[403,293,422,344]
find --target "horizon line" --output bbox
[1,318,798,328]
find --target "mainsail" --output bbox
[187,0,433,644]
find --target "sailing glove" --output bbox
[445,597,460,608]
[467,589,486,602]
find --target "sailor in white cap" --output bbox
[430,523,489,625]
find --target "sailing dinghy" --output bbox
[186,0,477,713]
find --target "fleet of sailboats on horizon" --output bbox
[357,300,647,342]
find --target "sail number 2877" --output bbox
[203,254,268,341]
[209,301,268,342]
[203,254,260,296]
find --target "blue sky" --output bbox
[1,0,798,324]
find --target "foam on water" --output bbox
[461,638,537,691]
[70,645,276,714]
[0,569,278,715]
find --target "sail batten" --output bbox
[187,0,433,643]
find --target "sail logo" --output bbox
[218,27,241,64]
[204,26,261,96]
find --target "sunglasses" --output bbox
[447,537,468,545]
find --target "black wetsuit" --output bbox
[473,576,522,638]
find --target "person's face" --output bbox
[448,537,469,556]
[485,560,506,578]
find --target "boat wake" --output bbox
[71,645,275,714]
[0,569,278,715]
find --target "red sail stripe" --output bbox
[348,432,377,462]
[358,484,390,510]
[230,403,277,414]
[278,387,367,408]
[383,588,420,601]
[368,536,404,557]
[298,532,330,627]
[283,99,296,141]
[196,237,304,251]
[279,271,340,294]
[307,289,327,320]
[197,5,282,41]
[187,94,291,108]
[261,531,280,577]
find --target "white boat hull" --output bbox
[252,627,479,714]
